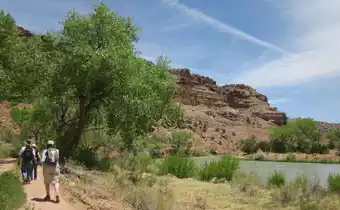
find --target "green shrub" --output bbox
[209,148,217,155]
[190,149,209,157]
[10,107,33,128]
[257,140,271,152]
[170,131,192,156]
[0,141,16,158]
[327,173,340,192]
[268,170,285,187]
[250,149,266,160]
[72,147,99,169]
[158,156,197,178]
[0,171,27,210]
[149,148,162,158]
[327,139,335,149]
[0,127,15,144]
[198,156,240,182]
[309,143,329,154]
[238,135,258,154]
[96,156,114,172]
[72,146,115,171]
[120,155,155,174]
[285,153,296,162]
[293,174,308,192]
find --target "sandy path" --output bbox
[24,167,79,210]
[0,160,83,210]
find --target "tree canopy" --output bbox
[269,118,326,154]
[0,3,182,159]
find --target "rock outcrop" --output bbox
[171,68,287,154]
[317,121,340,133]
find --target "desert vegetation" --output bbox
[237,118,340,163]
[2,2,340,210]
[58,154,340,210]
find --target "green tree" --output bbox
[237,135,258,154]
[10,99,55,147]
[327,128,340,150]
[106,56,177,153]
[0,3,180,159]
[0,10,51,103]
[270,118,323,153]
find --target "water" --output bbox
[192,156,340,187]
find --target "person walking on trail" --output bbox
[32,143,41,180]
[41,140,61,203]
[18,139,36,184]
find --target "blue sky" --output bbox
[1,0,340,123]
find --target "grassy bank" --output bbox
[61,155,340,210]
[241,157,340,164]
[0,170,27,210]
[239,151,340,164]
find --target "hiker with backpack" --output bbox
[41,140,61,203]
[18,139,36,184]
[31,144,41,180]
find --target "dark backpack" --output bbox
[21,146,34,163]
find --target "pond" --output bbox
[192,156,340,187]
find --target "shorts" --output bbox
[43,165,60,185]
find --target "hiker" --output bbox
[41,140,60,203]
[31,143,41,180]
[18,139,36,184]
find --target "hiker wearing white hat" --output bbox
[41,140,60,203]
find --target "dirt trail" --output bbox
[24,167,77,210]
[0,161,84,210]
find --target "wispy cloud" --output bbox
[162,23,189,31]
[268,98,290,105]
[162,0,288,54]
[232,0,340,88]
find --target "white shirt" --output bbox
[41,148,60,166]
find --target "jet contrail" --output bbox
[162,0,289,54]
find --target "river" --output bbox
[192,156,340,187]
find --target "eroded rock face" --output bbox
[168,68,289,154]
[171,68,216,86]
[253,112,287,125]
[171,68,287,126]
[17,26,33,37]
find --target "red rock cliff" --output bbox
[171,68,287,154]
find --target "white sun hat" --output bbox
[47,140,55,145]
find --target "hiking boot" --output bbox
[44,195,51,201]
[55,195,60,203]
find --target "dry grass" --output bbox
[61,162,340,210]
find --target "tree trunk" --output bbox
[57,97,89,161]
